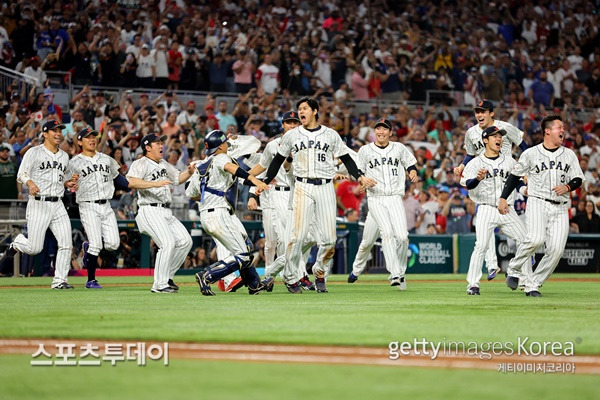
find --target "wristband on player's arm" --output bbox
[339,153,362,180]
[407,165,417,175]
[264,153,286,184]
[113,174,130,191]
[500,174,521,199]
[461,154,475,166]
[465,178,480,189]
[234,167,250,180]
[249,193,259,202]
[565,177,583,191]
[519,141,528,151]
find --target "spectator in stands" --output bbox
[0,144,20,199]
[256,52,279,96]
[528,70,555,107]
[215,100,237,133]
[404,189,423,234]
[571,200,600,233]
[208,52,229,92]
[152,38,169,89]
[232,49,254,94]
[167,40,183,90]
[176,101,198,129]
[336,178,363,218]
[136,44,155,88]
[441,190,471,234]
[261,107,280,138]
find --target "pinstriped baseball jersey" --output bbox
[461,154,517,205]
[126,157,181,205]
[277,125,348,179]
[198,153,235,212]
[357,142,417,196]
[17,145,69,197]
[259,137,293,188]
[68,153,120,202]
[512,145,585,202]
[464,120,523,156]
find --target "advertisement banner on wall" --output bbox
[406,235,454,273]
[496,235,600,273]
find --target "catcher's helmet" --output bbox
[204,130,228,155]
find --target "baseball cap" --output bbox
[482,126,507,140]
[373,118,392,130]
[76,127,99,141]
[473,99,494,112]
[437,185,450,193]
[42,120,65,132]
[0,144,9,151]
[141,133,167,148]
[282,111,300,122]
[140,93,149,98]
[187,100,196,107]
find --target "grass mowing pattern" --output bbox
[1,275,599,353]
[0,355,598,400]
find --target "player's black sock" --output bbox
[86,254,98,282]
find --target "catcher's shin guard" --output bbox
[204,254,249,283]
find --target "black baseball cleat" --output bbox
[195,272,215,296]
[285,282,303,294]
[52,282,74,290]
[315,277,328,293]
[347,273,358,283]
[506,276,519,291]
[467,287,480,295]
[248,277,274,295]
[0,244,17,265]
[167,279,179,291]
[526,290,542,297]
[299,275,315,290]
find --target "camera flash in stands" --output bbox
[223,21,227,26]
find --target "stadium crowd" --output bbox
[1,0,600,274]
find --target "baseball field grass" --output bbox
[0,273,598,399]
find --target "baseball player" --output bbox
[126,133,194,293]
[191,130,273,296]
[246,111,315,290]
[346,119,419,290]
[260,97,376,294]
[67,127,131,289]
[460,126,530,295]
[7,120,77,289]
[454,99,526,279]
[498,114,585,297]
[218,134,263,292]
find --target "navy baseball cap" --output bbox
[373,118,393,130]
[482,126,507,139]
[141,133,167,148]
[77,127,99,141]
[42,120,66,132]
[282,111,300,122]
[473,99,493,111]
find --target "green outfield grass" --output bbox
[1,274,598,399]
[0,274,599,353]
[0,355,598,400]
